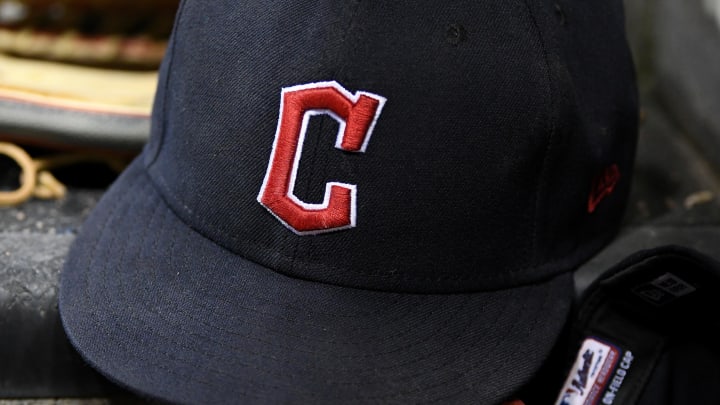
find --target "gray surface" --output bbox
[0,215,132,399]
[623,101,720,227]
[0,188,139,400]
[624,0,720,172]
[0,234,106,396]
[0,192,103,234]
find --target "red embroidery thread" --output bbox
[258,81,386,234]
[588,164,621,213]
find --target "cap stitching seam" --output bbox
[291,0,364,272]
[146,167,581,287]
[73,175,443,399]
[520,0,557,271]
[145,0,188,169]
[82,204,472,395]
[416,285,552,403]
[150,161,580,289]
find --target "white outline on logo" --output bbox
[257,81,386,235]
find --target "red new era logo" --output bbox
[588,164,621,213]
[258,81,386,235]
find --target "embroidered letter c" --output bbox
[258,81,386,235]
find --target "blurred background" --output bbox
[622,0,720,224]
[0,1,178,403]
[0,0,718,403]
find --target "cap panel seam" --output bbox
[144,0,188,169]
[519,0,558,270]
[289,0,364,274]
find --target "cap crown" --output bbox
[143,0,638,293]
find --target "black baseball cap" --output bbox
[553,246,720,404]
[58,0,639,403]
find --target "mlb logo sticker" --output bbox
[555,337,621,405]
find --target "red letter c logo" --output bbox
[258,81,386,234]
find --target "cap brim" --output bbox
[59,157,574,404]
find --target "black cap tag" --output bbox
[553,247,720,405]
[632,272,696,306]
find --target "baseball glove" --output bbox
[0,0,179,206]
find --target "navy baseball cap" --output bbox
[58,0,638,403]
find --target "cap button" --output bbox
[445,23,467,46]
